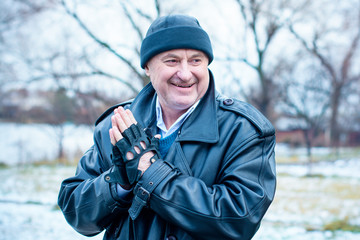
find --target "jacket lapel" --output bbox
[129,83,157,131]
[177,71,219,143]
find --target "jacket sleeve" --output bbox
[130,130,276,240]
[57,119,131,236]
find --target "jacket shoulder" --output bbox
[217,95,275,137]
[95,99,134,126]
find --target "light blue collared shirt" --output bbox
[155,96,200,137]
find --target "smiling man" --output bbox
[146,49,209,128]
[58,15,276,240]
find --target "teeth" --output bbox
[175,84,192,88]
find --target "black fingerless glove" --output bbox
[105,124,161,186]
[105,145,131,187]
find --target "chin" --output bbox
[173,100,196,110]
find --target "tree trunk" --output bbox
[330,84,342,148]
[303,129,313,176]
[57,125,66,164]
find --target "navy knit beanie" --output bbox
[140,15,213,69]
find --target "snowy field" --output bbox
[1,123,360,239]
[0,123,94,166]
[1,160,359,240]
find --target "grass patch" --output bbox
[323,218,360,232]
[25,200,44,205]
[0,162,9,169]
[276,147,360,164]
[304,173,327,178]
[31,158,77,167]
[52,204,61,211]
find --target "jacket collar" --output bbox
[130,70,219,143]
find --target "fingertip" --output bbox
[125,109,138,124]
[125,109,133,117]
[109,129,115,145]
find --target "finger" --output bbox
[125,109,138,125]
[111,116,123,141]
[109,129,116,146]
[113,109,119,118]
[112,107,126,131]
[126,151,134,160]
[139,141,146,150]
[115,105,124,112]
[114,113,128,133]
[154,134,161,139]
[118,107,134,127]
[134,145,141,154]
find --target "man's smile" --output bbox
[172,83,195,88]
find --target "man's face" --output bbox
[145,49,209,115]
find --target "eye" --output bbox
[164,58,179,65]
[190,58,202,65]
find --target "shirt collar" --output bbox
[156,96,200,138]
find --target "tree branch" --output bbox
[289,25,337,83]
[341,29,360,82]
[120,1,145,41]
[60,0,147,84]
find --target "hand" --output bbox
[109,107,145,160]
[108,107,161,185]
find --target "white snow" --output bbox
[0,122,93,165]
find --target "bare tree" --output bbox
[288,0,360,147]
[215,0,311,121]
[2,0,141,103]
[0,0,56,86]
[278,59,330,174]
[60,0,163,90]
[234,0,281,119]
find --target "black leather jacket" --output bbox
[58,72,276,240]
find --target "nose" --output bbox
[176,62,192,81]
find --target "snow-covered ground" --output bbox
[0,165,104,240]
[1,123,359,239]
[1,161,359,240]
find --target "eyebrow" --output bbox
[160,52,206,61]
[161,53,179,60]
[190,53,206,58]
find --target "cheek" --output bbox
[198,80,209,96]
[196,71,210,91]
[151,69,173,86]
[151,73,167,93]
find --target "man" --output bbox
[58,15,276,240]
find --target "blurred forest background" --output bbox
[1,1,360,239]
[1,0,360,166]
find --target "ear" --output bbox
[145,65,151,77]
